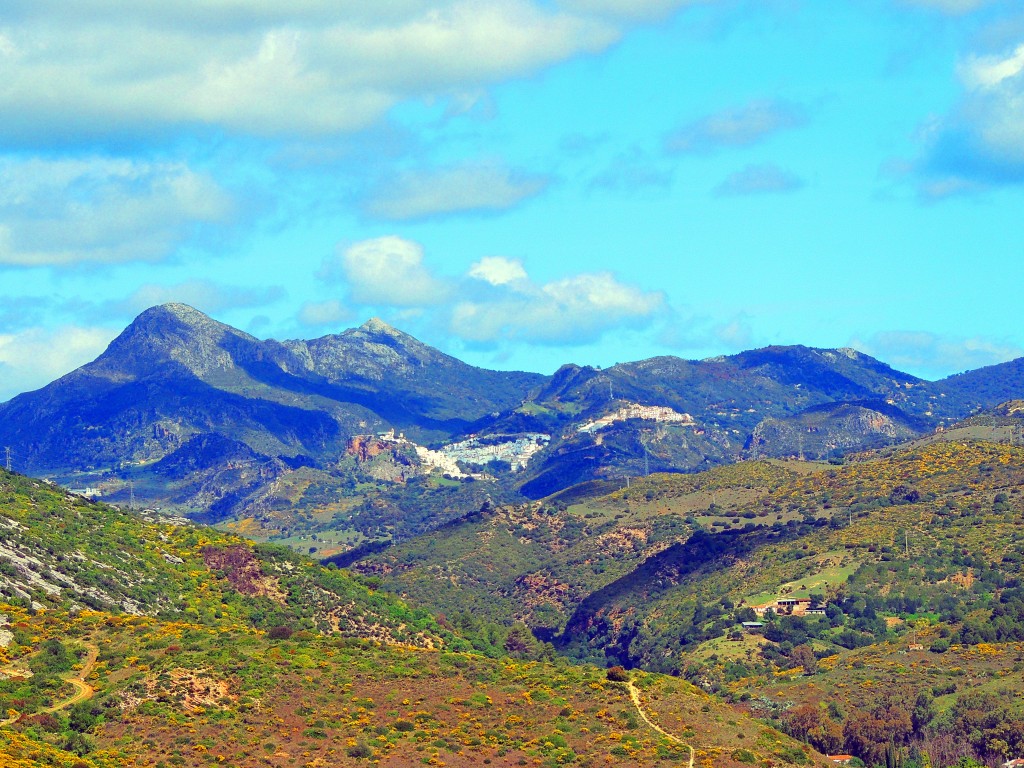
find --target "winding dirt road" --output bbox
[627,679,695,768]
[43,641,99,714]
[0,641,100,725]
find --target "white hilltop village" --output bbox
[376,429,551,478]
[576,402,696,434]
[374,401,695,479]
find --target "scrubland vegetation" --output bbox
[361,438,1024,766]
[0,466,819,767]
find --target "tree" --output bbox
[791,644,818,675]
[912,690,935,735]
[503,623,535,658]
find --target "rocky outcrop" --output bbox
[747,401,923,459]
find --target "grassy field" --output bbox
[741,553,860,606]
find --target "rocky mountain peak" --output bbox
[122,303,248,339]
[95,303,258,378]
[360,317,399,335]
[347,317,426,353]
[292,319,455,382]
[156,301,210,320]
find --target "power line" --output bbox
[640,429,651,476]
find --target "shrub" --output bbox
[267,625,293,640]
[606,665,629,682]
[347,740,373,758]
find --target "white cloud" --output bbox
[467,256,528,286]
[0,2,620,143]
[916,175,982,200]
[589,148,674,191]
[713,318,754,348]
[959,45,1024,163]
[914,41,1024,189]
[0,157,232,266]
[657,310,755,352]
[338,236,451,307]
[852,330,1023,378]
[0,325,116,402]
[963,44,1024,89]
[451,271,665,345]
[664,99,808,154]
[329,235,663,346]
[363,162,549,220]
[714,163,804,195]
[297,299,352,328]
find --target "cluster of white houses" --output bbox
[374,429,550,478]
[439,433,550,472]
[577,403,696,434]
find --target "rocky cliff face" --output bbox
[288,318,462,381]
[746,401,923,458]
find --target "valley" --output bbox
[2,307,1024,767]
[0,466,821,768]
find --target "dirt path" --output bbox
[627,679,695,768]
[1,641,100,725]
[43,641,100,714]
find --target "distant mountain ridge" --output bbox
[0,303,1022,534]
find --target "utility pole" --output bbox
[641,430,650,477]
[3,447,10,472]
[639,429,653,477]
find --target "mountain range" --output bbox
[3,403,1023,766]
[2,303,1024,546]
[2,304,1024,767]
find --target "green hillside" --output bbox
[357,435,1024,765]
[358,460,801,635]
[0,467,821,768]
[0,468,456,647]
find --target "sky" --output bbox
[2,0,1024,402]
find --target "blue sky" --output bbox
[2,0,1024,402]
